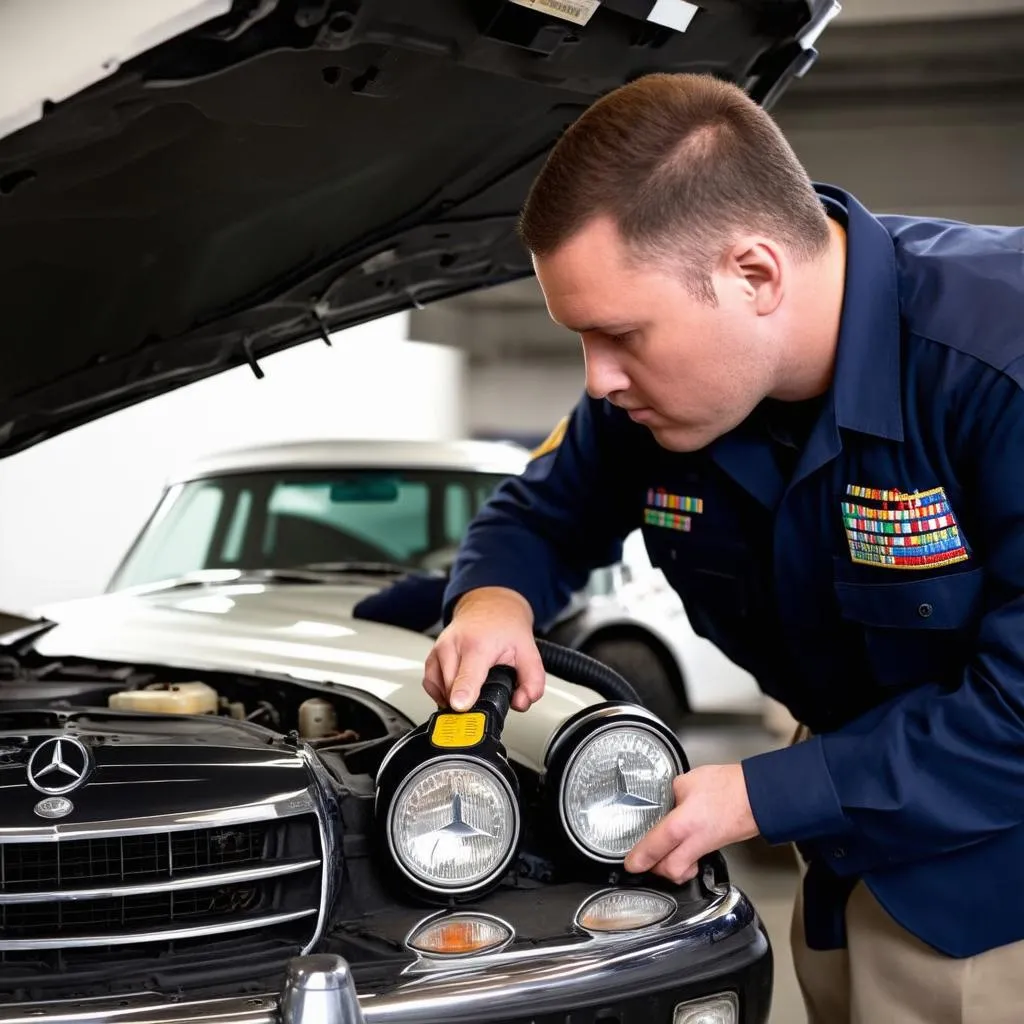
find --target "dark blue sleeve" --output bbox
[743,362,1024,874]
[444,395,644,630]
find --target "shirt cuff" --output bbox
[741,735,851,845]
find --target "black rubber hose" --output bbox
[536,638,641,704]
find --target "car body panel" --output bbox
[35,582,602,773]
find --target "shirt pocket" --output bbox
[832,561,984,689]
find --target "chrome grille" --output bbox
[0,792,324,982]
[0,821,268,893]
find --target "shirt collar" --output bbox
[815,183,905,443]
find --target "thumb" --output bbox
[449,649,493,711]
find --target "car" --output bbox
[101,437,762,722]
[0,1,838,1022]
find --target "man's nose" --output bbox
[582,337,630,400]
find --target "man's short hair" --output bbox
[518,73,830,303]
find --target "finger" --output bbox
[623,808,687,874]
[650,851,700,886]
[648,833,702,884]
[511,642,546,711]
[434,640,460,697]
[422,649,446,707]
[449,647,494,711]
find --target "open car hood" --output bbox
[0,0,838,458]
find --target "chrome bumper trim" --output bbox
[0,885,765,1024]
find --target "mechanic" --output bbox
[421,72,1024,1023]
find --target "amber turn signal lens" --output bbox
[407,914,512,956]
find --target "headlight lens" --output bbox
[388,759,518,892]
[561,724,680,860]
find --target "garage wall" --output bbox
[0,314,466,614]
[774,91,1024,224]
[468,361,584,440]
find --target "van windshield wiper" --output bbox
[291,561,413,577]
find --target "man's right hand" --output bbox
[423,587,547,713]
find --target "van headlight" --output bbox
[387,757,520,893]
[545,705,686,864]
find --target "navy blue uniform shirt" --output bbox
[445,184,1024,959]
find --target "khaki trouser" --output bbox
[788,725,1024,1023]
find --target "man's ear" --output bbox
[723,237,784,315]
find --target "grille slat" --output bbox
[0,858,321,904]
[0,812,323,973]
[0,908,318,950]
[0,822,270,894]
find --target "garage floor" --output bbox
[677,716,805,1024]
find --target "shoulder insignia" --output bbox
[530,415,569,460]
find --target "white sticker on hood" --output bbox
[508,0,601,26]
[646,0,699,33]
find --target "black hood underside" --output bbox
[0,0,832,457]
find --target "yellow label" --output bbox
[431,712,486,748]
[508,0,600,26]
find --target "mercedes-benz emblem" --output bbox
[34,796,74,819]
[27,737,92,795]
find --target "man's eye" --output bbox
[608,330,635,343]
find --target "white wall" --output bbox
[467,360,585,439]
[0,314,466,613]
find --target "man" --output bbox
[422,72,1024,1022]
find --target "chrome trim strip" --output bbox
[0,857,322,904]
[0,908,318,951]
[0,885,763,1024]
[297,746,336,957]
[0,789,315,842]
[541,702,673,768]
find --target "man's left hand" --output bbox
[623,764,759,883]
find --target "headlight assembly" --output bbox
[545,704,687,865]
[374,667,521,902]
[388,757,518,893]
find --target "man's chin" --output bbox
[647,422,716,453]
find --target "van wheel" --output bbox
[582,637,688,726]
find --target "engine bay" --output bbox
[0,651,409,776]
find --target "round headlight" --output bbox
[387,757,520,893]
[551,711,685,863]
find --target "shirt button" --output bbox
[918,602,934,619]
